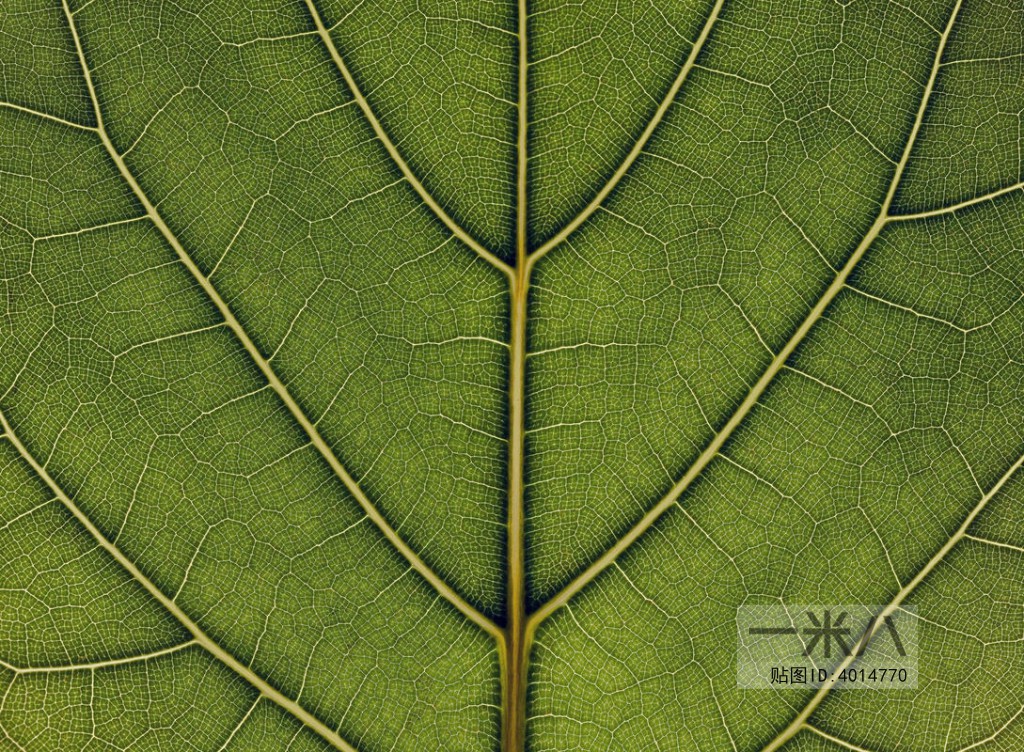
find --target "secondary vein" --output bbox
[0,409,360,752]
[887,179,1024,222]
[528,0,964,632]
[0,100,98,132]
[302,0,513,278]
[0,641,197,675]
[60,0,500,654]
[760,447,1024,752]
[527,0,727,268]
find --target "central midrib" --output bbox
[504,264,529,751]
[501,0,531,746]
[501,1,729,746]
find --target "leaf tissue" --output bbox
[1,0,1023,750]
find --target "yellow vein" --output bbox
[529,0,962,630]
[888,179,1024,222]
[527,0,726,267]
[0,641,196,674]
[761,448,1024,752]
[0,409,358,752]
[0,733,21,752]
[963,533,1024,555]
[302,0,513,278]
[0,101,97,132]
[955,703,1024,752]
[216,696,263,752]
[61,0,500,644]
[501,0,531,747]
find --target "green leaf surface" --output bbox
[1,1,1022,750]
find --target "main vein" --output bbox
[502,0,531,747]
[503,1,728,743]
[528,0,963,631]
[0,409,358,752]
[61,0,499,696]
[302,0,512,278]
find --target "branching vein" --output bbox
[0,641,197,675]
[527,0,726,266]
[0,100,97,132]
[761,448,1024,752]
[528,0,965,631]
[888,179,1024,222]
[302,0,512,277]
[59,0,499,648]
[0,409,360,752]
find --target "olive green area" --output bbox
[1,0,1023,751]
[525,0,942,605]
[525,0,711,245]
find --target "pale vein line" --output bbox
[0,101,97,132]
[964,534,1024,555]
[0,498,54,533]
[32,214,149,242]
[804,724,875,752]
[955,703,1024,752]
[844,285,967,332]
[301,0,512,277]
[888,180,1024,222]
[216,696,263,752]
[528,0,962,630]
[0,727,26,752]
[0,409,358,752]
[942,51,1024,67]
[61,0,500,644]
[761,448,1024,752]
[0,641,196,674]
[527,0,726,267]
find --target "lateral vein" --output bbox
[0,100,97,132]
[761,448,1024,752]
[60,0,500,643]
[528,0,964,630]
[887,179,1024,222]
[0,641,197,675]
[0,410,359,752]
[528,0,726,266]
[302,0,513,278]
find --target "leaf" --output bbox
[0,0,1022,751]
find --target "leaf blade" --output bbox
[3,0,1024,750]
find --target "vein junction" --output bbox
[2,0,1023,751]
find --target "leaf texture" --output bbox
[1,1,1023,751]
